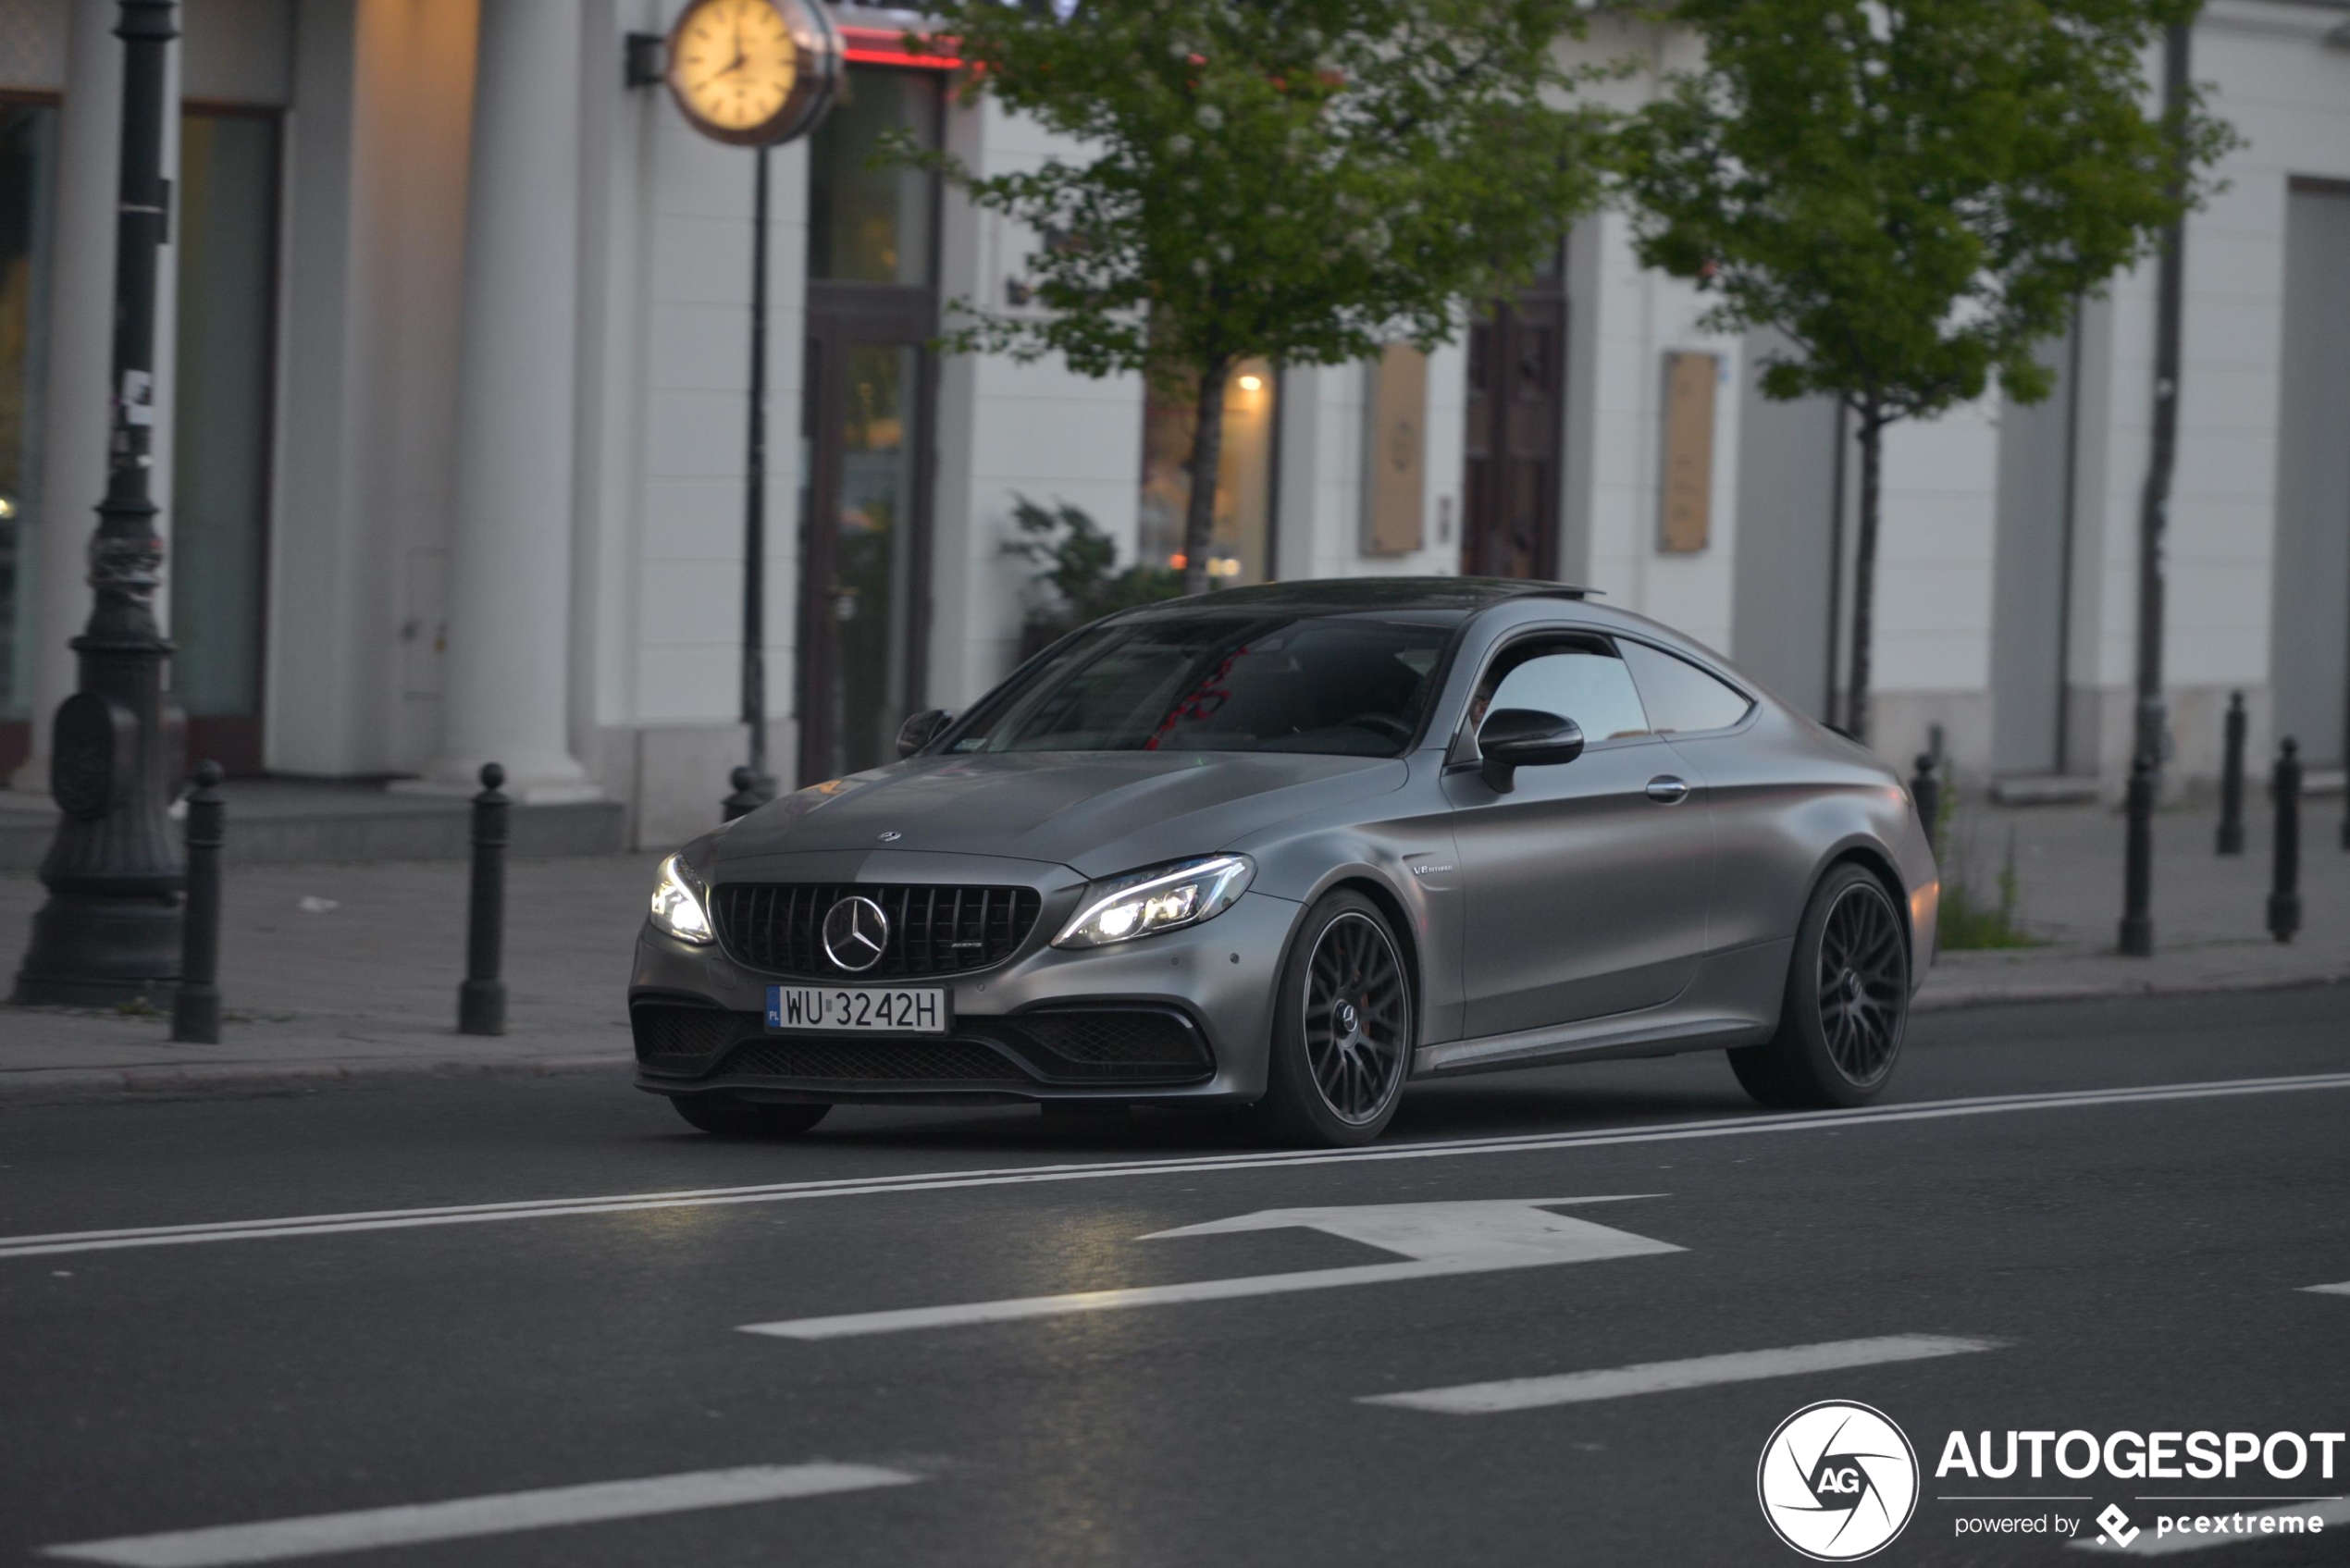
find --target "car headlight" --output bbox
[649,853,715,945]
[1054,854,1254,949]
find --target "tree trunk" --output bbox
[1179,355,1233,597]
[1846,401,1886,745]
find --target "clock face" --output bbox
[669,0,799,138]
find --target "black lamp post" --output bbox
[12,0,186,1006]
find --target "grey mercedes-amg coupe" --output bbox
[630,578,1937,1146]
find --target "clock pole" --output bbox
[13,0,187,1006]
[734,143,776,814]
[638,0,841,820]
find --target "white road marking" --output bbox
[2303,1280,2350,1297]
[1359,1333,2001,1414]
[40,1463,918,1567]
[5,1071,2347,1263]
[2069,1499,2350,1555]
[740,1197,1680,1340]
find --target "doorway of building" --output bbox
[1461,259,1566,580]
[794,67,939,786]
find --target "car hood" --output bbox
[716,750,1408,879]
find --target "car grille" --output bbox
[644,1006,1217,1089]
[711,883,1044,978]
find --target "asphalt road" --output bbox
[3,986,2346,1567]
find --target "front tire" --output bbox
[670,1094,831,1138]
[1730,863,1911,1110]
[1260,892,1414,1146]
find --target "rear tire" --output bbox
[1730,863,1911,1110]
[670,1094,831,1137]
[1259,892,1413,1147]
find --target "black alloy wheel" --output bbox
[1729,863,1911,1110]
[1264,892,1413,1145]
[1815,877,1907,1087]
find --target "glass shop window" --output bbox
[1138,360,1276,586]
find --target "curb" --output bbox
[0,1050,631,1107]
[1914,969,2347,1014]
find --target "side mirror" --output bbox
[895,708,954,759]
[1477,708,1584,794]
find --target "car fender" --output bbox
[1226,794,1463,1048]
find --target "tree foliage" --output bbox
[900,0,1610,589]
[1617,0,2236,740]
[1621,0,2234,418]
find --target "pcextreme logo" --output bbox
[1758,1401,1922,1561]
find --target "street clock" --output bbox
[663,0,841,147]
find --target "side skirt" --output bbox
[1412,938,1791,1079]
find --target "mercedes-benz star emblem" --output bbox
[822,895,890,972]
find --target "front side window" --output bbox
[1620,639,1753,734]
[946,614,1449,758]
[1471,640,1651,745]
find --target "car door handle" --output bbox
[1646,775,1690,805]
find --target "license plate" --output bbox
[765,985,948,1035]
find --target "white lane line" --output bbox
[2303,1280,2350,1296]
[742,1196,1680,1340]
[2070,1499,2350,1555]
[6,1070,2348,1262]
[41,1463,919,1567]
[1358,1333,2002,1414]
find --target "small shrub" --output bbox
[1936,786,2040,951]
[1007,494,1182,660]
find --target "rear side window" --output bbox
[1620,640,1752,734]
[1478,641,1652,744]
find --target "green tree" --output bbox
[1619,0,2234,743]
[899,0,1609,593]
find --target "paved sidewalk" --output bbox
[1923,794,2350,1006]
[0,797,2341,1103]
[0,854,658,1102]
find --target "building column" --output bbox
[399,0,597,801]
[11,0,176,796]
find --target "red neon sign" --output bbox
[837,25,962,70]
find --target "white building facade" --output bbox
[0,0,2344,849]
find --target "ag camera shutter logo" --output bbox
[1758,1401,1921,1560]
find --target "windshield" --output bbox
[944,614,1453,758]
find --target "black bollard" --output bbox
[171,761,225,1043]
[2268,738,2301,945]
[2119,754,2156,957]
[723,764,765,823]
[2216,691,2245,855]
[1910,753,1941,862]
[459,762,508,1036]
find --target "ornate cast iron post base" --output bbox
[11,0,187,1008]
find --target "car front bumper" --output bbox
[627,859,1301,1106]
